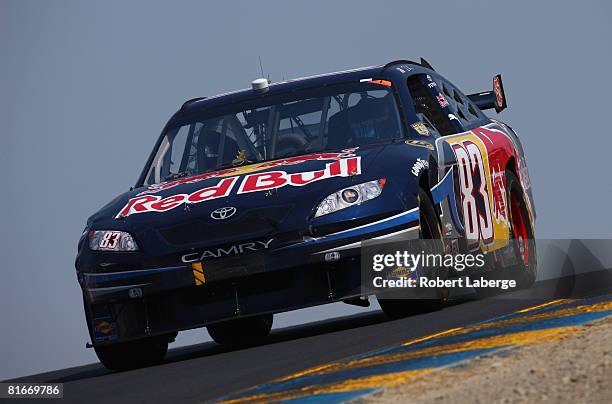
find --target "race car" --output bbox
[76,58,536,369]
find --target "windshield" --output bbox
[143,82,403,186]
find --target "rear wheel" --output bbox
[476,169,536,298]
[94,335,170,371]
[378,188,448,319]
[207,314,273,347]
[506,169,537,288]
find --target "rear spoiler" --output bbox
[468,74,507,113]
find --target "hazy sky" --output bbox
[1,0,611,380]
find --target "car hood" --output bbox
[88,141,429,250]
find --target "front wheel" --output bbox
[378,188,448,319]
[94,335,169,370]
[207,314,273,347]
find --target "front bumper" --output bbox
[79,208,420,345]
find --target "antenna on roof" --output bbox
[258,56,265,78]
[253,56,271,92]
[258,56,271,83]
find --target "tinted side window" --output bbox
[437,77,486,126]
[407,74,456,136]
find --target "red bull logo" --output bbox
[139,149,359,196]
[116,156,361,219]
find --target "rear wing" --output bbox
[467,74,507,113]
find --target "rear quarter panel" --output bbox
[435,122,535,252]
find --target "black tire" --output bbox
[505,169,537,288]
[378,188,448,319]
[94,335,169,371]
[475,170,537,298]
[207,314,273,347]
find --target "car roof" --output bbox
[179,61,425,115]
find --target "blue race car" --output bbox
[76,58,536,369]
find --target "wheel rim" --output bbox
[510,190,529,266]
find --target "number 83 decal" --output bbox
[452,141,494,249]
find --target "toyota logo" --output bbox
[210,206,237,220]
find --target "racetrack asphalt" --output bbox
[9,270,612,404]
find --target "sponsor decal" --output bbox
[452,140,494,248]
[446,126,515,252]
[139,149,359,195]
[116,157,361,218]
[437,93,449,108]
[181,238,274,262]
[368,79,392,87]
[93,317,118,342]
[98,231,121,249]
[237,157,361,193]
[405,139,434,150]
[448,113,458,121]
[471,127,513,233]
[116,176,239,218]
[192,262,205,286]
[396,65,413,74]
[411,158,429,177]
[411,122,430,136]
[491,164,509,224]
[210,206,237,220]
[494,75,505,109]
[427,81,437,88]
[360,78,392,87]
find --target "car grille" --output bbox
[158,206,292,246]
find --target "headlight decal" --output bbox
[89,230,139,251]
